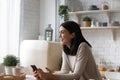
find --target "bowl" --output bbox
[88,5,99,10]
[105,71,120,80]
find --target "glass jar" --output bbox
[102,1,109,10]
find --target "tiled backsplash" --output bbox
[82,29,120,68]
[79,0,120,10]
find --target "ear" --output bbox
[71,33,75,38]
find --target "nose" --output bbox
[59,33,61,38]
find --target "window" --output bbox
[0,0,21,63]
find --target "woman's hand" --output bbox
[37,67,54,80]
[33,70,41,80]
[33,67,56,80]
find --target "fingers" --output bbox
[38,68,44,73]
[33,71,41,80]
[34,70,39,77]
[34,68,52,80]
[33,68,46,80]
[45,67,52,73]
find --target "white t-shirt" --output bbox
[68,55,76,70]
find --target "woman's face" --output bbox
[59,26,75,47]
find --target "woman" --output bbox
[33,21,102,80]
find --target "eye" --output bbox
[59,30,64,34]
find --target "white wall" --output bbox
[39,0,56,41]
[20,0,56,41]
[20,0,40,41]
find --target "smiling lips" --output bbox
[60,38,63,42]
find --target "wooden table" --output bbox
[0,73,26,80]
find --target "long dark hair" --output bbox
[60,21,91,55]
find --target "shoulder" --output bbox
[76,42,91,56]
[78,42,90,49]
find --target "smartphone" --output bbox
[30,65,38,71]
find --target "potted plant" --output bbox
[59,5,69,22]
[82,16,91,27]
[2,54,19,75]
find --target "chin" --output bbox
[60,41,65,45]
[60,41,64,44]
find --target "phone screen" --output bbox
[31,65,38,71]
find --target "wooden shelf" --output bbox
[69,9,120,15]
[69,9,120,25]
[81,26,120,41]
[69,10,120,41]
[81,26,120,30]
